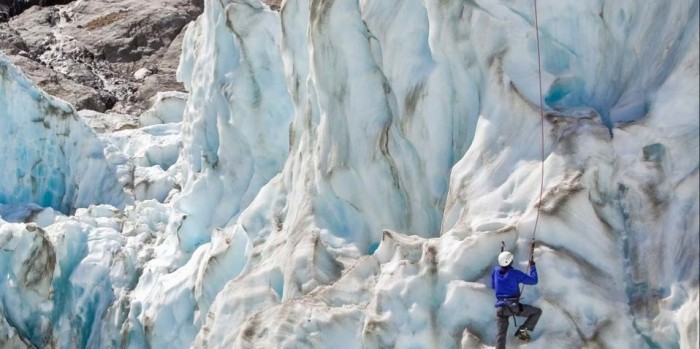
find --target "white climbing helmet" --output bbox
[498,251,514,267]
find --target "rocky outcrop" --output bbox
[1,0,202,114]
[1,0,282,116]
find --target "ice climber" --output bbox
[491,249,541,348]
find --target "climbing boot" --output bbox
[515,328,531,341]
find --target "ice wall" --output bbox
[0,53,130,213]
[173,0,293,252]
[192,0,699,348]
[0,202,174,348]
[95,2,294,346]
[0,0,697,348]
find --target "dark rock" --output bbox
[0,23,27,53]
[0,4,9,22]
[9,55,107,111]
[65,0,200,64]
[1,0,75,18]
[2,0,280,115]
[6,6,55,53]
[263,0,282,11]
[135,26,188,104]
[3,0,202,114]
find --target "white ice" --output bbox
[0,0,697,348]
[0,53,131,213]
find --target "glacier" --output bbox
[0,55,131,213]
[0,0,698,348]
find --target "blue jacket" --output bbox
[491,265,538,307]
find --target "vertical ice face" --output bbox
[270,0,471,257]
[611,24,699,347]
[0,0,697,347]
[173,0,293,252]
[291,0,426,248]
[0,54,130,213]
[441,1,699,347]
[194,0,698,348]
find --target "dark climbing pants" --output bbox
[495,303,542,349]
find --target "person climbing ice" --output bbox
[491,243,542,348]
